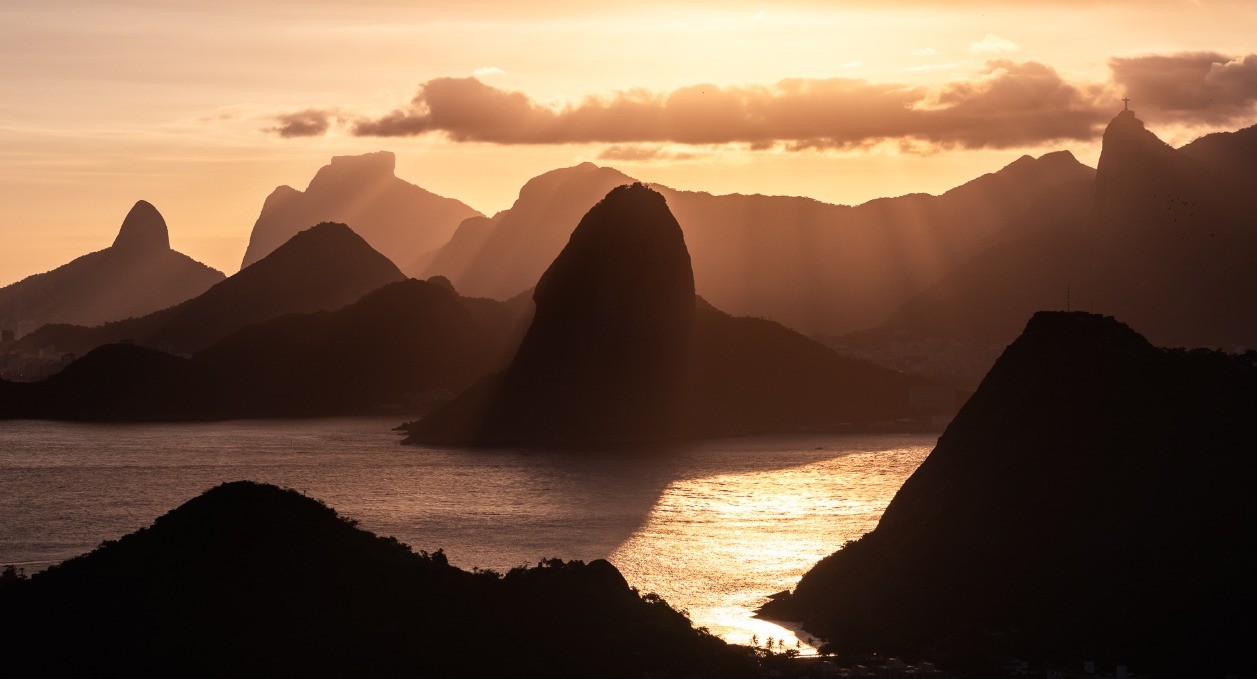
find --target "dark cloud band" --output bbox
[267,52,1257,149]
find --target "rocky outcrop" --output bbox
[413,183,695,443]
[110,200,171,253]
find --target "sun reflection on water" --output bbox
[0,420,931,653]
[609,441,930,653]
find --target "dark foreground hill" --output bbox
[0,201,224,335]
[0,481,755,678]
[761,312,1257,677]
[0,277,520,420]
[405,184,924,445]
[16,222,407,357]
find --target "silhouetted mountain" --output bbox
[1180,122,1257,187]
[0,278,520,420]
[191,278,520,417]
[153,222,407,353]
[0,201,223,335]
[0,343,195,420]
[421,155,1093,335]
[406,185,923,445]
[659,150,1094,336]
[419,162,636,294]
[847,113,1257,385]
[413,183,695,443]
[0,481,754,677]
[761,312,1257,676]
[17,222,406,357]
[240,151,482,269]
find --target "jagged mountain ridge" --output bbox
[845,113,1257,383]
[419,153,1094,336]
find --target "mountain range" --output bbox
[845,112,1257,385]
[406,184,926,444]
[410,153,1093,337]
[3,187,925,432]
[0,274,520,420]
[15,222,407,357]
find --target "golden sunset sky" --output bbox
[3,0,1256,284]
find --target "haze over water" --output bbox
[0,418,930,650]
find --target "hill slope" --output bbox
[762,312,1257,676]
[0,481,754,677]
[0,201,224,335]
[0,278,520,420]
[17,222,407,357]
[241,151,482,269]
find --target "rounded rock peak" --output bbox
[111,200,170,253]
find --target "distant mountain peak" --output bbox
[329,150,395,172]
[275,221,369,254]
[992,149,1092,181]
[111,200,170,253]
[1099,109,1169,153]
[306,151,397,191]
[1088,110,1199,230]
[241,151,480,270]
[1037,149,1081,164]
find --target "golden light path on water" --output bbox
[0,420,932,653]
[610,440,932,654]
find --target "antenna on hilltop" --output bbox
[1122,97,1131,111]
[1067,283,1071,312]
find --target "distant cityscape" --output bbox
[0,328,74,382]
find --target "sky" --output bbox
[3,0,1257,285]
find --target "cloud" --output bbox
[472,66,505,78]
[596,145,701,162]
[969,34,1019,54]
[269,51,1257,151]
[343,61,1105,150]
[1110,52,1257,123]
[267,109,333,138]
